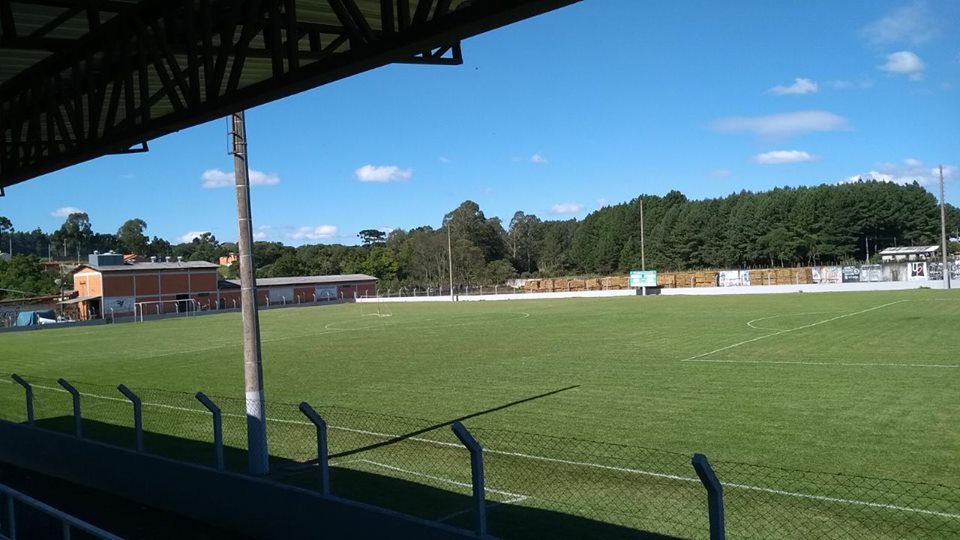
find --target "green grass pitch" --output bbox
[1,289,958,538]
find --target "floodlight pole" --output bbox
[447,224,455,301]
[940,165,951,289]
[640,197,645,271]
[230,110,269,475]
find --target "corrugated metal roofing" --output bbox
[78,261,220,272]
[878,246,940,255]
[226,273,377,287]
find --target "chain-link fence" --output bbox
[1,373,958,539]
[712,459,960,539]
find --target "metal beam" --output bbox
[1,0,579,188]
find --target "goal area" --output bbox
[134,299,200,322]
[360,297,392,318]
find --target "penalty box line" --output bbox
[680,300,923,365]
[3,379,959,521]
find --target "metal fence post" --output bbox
[692,453,725,540]
[117,384,143,452]
[10,374,33,426]
[298,402,330,496]
[57,379,82,438]
[6,494,15,539]
[451,422,486,538]
[195,392,224,471]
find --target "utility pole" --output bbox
[940,165,951,289]
[640,197,648,296]
[447,224,455,301]
[640,197,645,271]
[230,111,269,475]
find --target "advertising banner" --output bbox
[812,267,842,284]
[907,262,928,281]
[718,270,742,287]
[103,296,135,314]
[841,266,861,283]
[860,265,882,282]
[629,270,657,288]
[741,270,751,286]
[315,286,337,300]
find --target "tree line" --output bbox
[1,180,958,299]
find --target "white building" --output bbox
[879,246,939,262]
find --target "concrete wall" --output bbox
[659,280,946,296]
[357,280,947,303]
[0,420,472,540]
[358,290,638,303]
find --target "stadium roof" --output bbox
[224,273,376,287]
[0,0,578,191]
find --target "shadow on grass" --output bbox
[331,384,581,459]
[27,416,680,539]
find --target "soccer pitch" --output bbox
[1,289,958,537]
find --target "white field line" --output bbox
[722,481,960,521]
[347,459,526,500]
[437,494,530,523]
[745,312,835,331]
[3,380,958,520]
[685,359,959,368]
[680,301,908,363]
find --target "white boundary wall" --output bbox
[357,280,947,304]
[659,280,946,296]
[356,290,636,303]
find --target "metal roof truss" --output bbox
[0,0,575,189]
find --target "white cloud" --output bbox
[438,156,451,164]
[549,202,584,215]
[841,159,955,187]
[710,169,732,177]
[712,110,849,139]
[862,1,939,46]
[752,150,820,165]
[51,206,84,217]
[253,225,271,241]
[879,51,925,79]
[177,231,209,243]
[201,168,280,188]
[596,198,609,208]
[530,153,548,164]
[289,225,338,241]
[355,165,412,183]
[769,78,818,95]
[827,79,875,90]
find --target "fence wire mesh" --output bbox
[469,426,708,539]
[1,373,959,539]
[712,459,960,539]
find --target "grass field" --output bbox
[1,289,959,538]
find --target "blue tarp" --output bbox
[15,310,56,327]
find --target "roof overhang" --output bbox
[59,295,100,305]
[0,0,578,190]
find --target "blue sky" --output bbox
[3,0,958,246]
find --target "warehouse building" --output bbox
[69,252,219,320]
[218,274,378,308]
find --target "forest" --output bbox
[1,180,958,297]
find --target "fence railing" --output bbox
[0,482,123,540]
[1,373,958,539]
